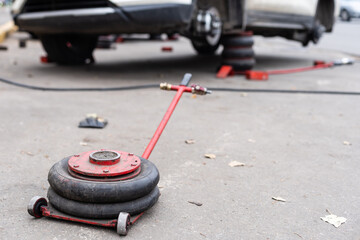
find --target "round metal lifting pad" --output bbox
[68,150,141,177]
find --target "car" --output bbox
[339,0,360,21]
[11,0,339,70]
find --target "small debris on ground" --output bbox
[79,114,108,129]
[343,141,352,146]
[185,139,196,144]
[294,233,303,239]
[188,201,203,206]
[161,46,173,52]
[21,151,34,156]
[272,197,287,202]
[80,142,88,146]
[240,92,248,97]
[228,161,245,167]
[248,139,256,143]
[321,212,347,228]
[204,154,216,159]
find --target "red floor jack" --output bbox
[27,74,211,236]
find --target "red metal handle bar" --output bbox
[142,75,210,160]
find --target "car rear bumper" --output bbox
[14,4,193,34]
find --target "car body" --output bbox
[339,0,360,21]
[11,0,339,65]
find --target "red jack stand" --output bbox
[27,74,211,236]
[216,60,335,81]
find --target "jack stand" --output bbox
[216,60,341,80]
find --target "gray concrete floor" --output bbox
[0,20,359,240]
[0,6,11,25]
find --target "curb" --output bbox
[0,21,18,43]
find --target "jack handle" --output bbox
[142,74,210,160]
[160,74,211,95]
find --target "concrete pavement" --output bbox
[0,20,359,240]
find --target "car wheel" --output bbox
[191,7,222,55]
[191,37,221,55]
[40,35,98,65]
[340,10,351,21]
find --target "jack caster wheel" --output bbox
[117,212,131,236]
[27,196,47,218]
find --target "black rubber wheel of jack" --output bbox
[40,35,98,65]
[191,37,220,55]
[222,47,254,59]
[48,157,160,203]
[47,186,160,219]
[222,58,256,71]
[222,35,254,47]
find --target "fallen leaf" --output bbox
[228,161,245,167]
[343,141,352,146]
[80,142,88,146]
[21,151,34,156]
[204,154,216,159]
[185,139,196,144]
[248,139,256,143]
[188,201,203,206]
[321,214,346,228]
[272,197,287,202]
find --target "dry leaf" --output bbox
[272,196,287,202]
[321,214,347,228]
[21,151,34,156]
[343,141,352,146]
[185,139,196,144]
[248,139,256,143]
[228,161,245,167]
[80,142,88,146]
[204,154,216,159]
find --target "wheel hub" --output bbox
[68,150,141,177]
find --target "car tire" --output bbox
[47,186,160,219]
[340,10,351,22]
[40,35,98,65]
[191,37,221,55]
[48,157,160,203]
